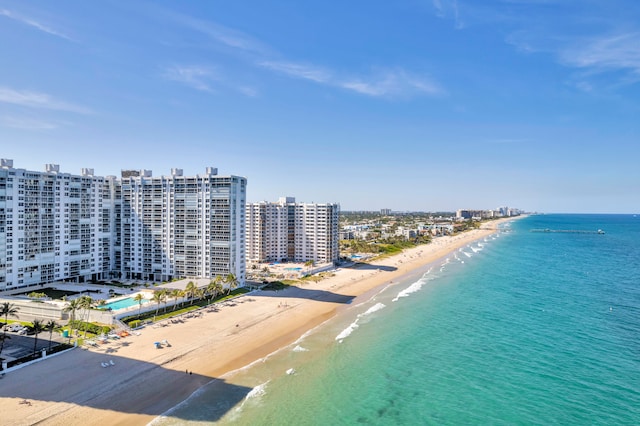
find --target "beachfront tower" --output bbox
[0,161,114,289]
[0,160,247,291]
[246,197,339,265]
[118,168,246,286]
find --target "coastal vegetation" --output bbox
[121,287,249,329]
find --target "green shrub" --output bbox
[68,320,111,335]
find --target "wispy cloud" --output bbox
[340,69,444,98]
[168,13,444,99]
[0,8,73,41]
[164,65,218,93]
[431,0,464,29]
[261,60,443,98]
[168,12,270,57]
[0,87,91,114]
[163,65,259,97]
[559,33,640,75]
[258,61,332,83]
[0,115,64,130]
[508,30,640,88]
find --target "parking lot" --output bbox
[1,325,67,362]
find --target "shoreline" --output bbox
[0,217,522,425]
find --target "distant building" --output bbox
[380,208,391,215]
[457,207,522,220]
[246,197,339,264]
[0,159,246,291]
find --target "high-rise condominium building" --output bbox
[246,197,339,264]
[0,159,246,291]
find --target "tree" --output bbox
[177,289,187,307]
[224,273,238,295]
[133,293,145,316]
[206,279,222,304]
[215,279,224,299]
[185,281,197,305]
[158,289,169,313]
[45,320,59,352]
[63,298,82,340]
[170,289,181,309]
[78,296,93,338]
[0,302,20,357]
[31,319,45,356]
[304,260,315,275]
[195,288,205,303]
[152,291,163,320]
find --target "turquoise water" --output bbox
[153,215,640,425]
[284,267,303,271]
[98,296,147,311]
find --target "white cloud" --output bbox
[169,13,445,99]
[0,8,73,41]
[340,69,444,98]
[508,30,640,89]
[168,12,270,57]
[559,33,640,74]
[164,65,218,93]
[0,87,91,114]
[238,86,259,97]
[164,65,259,97]
[431,0,464,29]
[258,61,331,83]
[260,60,443,98]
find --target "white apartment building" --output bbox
[246,197,339,264]
[0,160,246,291]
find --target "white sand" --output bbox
[0,218,518,425]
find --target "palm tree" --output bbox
[159,289,169,313]
[31,319,45,356]
[133,293,144,316]
[78,296,93,338]
[304,260,315,275]
[215,279,224,300]
[224,273,238,295]
[0,302,20,357]
[195,288,205,303]
[152,291,163,321]
[185,281,197,305]
[45,320,59,352]
[178,289,187,307]
[63,298,82,340]
[206,279,223,304]
[170,289,182,309]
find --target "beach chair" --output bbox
[109,360,115,366]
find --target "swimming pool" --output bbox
[284,267,303,271]
[98,296,149,311]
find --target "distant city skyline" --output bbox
[1,1,639,214]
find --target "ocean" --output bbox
[152,214,640,425]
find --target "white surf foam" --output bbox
[286,368,296,375]
[292,345,309,352]
[392,276,430,302]
[359,302,386,317]
[335,320,359,342]
[246,381,269,400]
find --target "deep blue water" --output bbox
[153,214,640,425]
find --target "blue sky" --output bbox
[1,1,639,213]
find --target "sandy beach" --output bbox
[0,217,518,425]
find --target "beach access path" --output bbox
[0,217,519,426]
